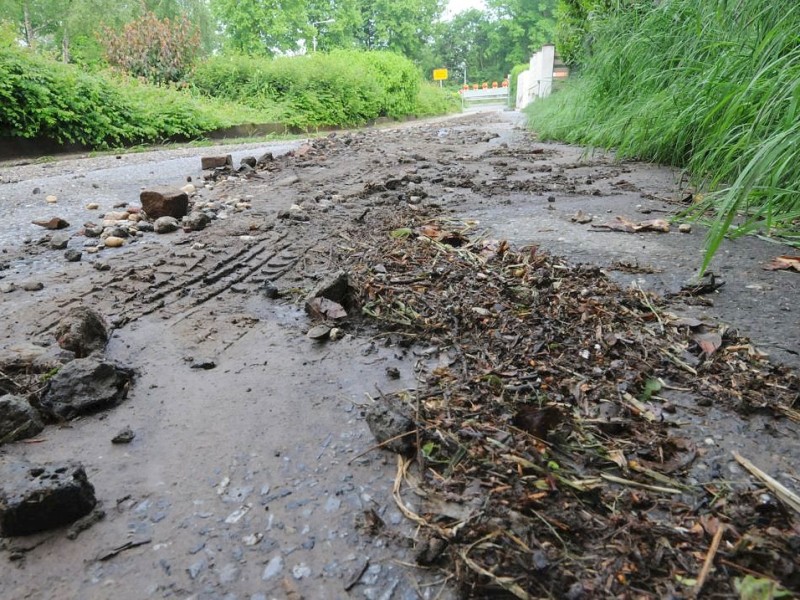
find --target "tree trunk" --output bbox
[23,1,35,50]
[61,26,70,63]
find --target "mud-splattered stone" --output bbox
[54,306,108,358]
[365,401,416,455]
[64,248,82,262]
[50,232,70,250]
[184,212,211,232]
[0,395,44,444]
[200,155,232,170]
[304,270,350,313]
[39,357,132,419]
[111,426,136,444]
[32,217,69,230]
[21,281,44,291]
[154,216,180,234]
[0,461,97,536]
[140,187,189,220]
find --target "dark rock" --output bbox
[64,249,82,262]
[107,226,129,238]
[154,216,180,234]
[137,222,155,233]
[54,306,108,358]
[111,426,135,444]
[257,152,274,164]
[200,155,232,170]
[140,187,189,220]
[0,460,97,536]
[32,217,69,230]
[365,401,415,455]
[190,359,216,370]
[39,358,132,419]
[0,395,44,445]
[184,212,211,232]
[262,281,279,299]
[304,270,350,315]
[240,156,257,168]
[21,281,44,291]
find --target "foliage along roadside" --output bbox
[0,47,458,151]
[189,50,460,128]
[528,0,800,267]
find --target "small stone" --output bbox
[184,212,211,232]
[262,281,279,299]
[0,395,44,444]
[21,281,44,291]
[32,217,69,230]
[307,325,332,340]
[54,306,108,357]
[0,282,16,293]
[181,183,196,196]
[83,224,103,238]
[365,402,415,455]
[140,187,189,219]
[679,223,692,233]
[0,461,97,536]
[32,187,40,195]
[201,155,233,170]
[191,359,216,370]
[46,194,58,203]
[104,211,129,221]
[104,236,124,248]
[86,203,99,210]
[39,357,133,419]
[154,216,180,234]
[240,156,257,168]
[292,563,311,580]
[111,426,135,444]
[547,195,556,203]
[262,555,284,580]
[50,232,70,249]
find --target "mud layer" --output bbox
[0,111,797,599]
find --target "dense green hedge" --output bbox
[0,47,261,147]
[529,0,800,263]
[189,50,453,127]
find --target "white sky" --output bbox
[443,0,487,20]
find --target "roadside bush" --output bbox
[102,11,200,85]
[190,50,446,127]
[414,83,460,117]
[529,0,800,265]
[0,47,262,147]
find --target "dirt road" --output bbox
[0,111,798,599]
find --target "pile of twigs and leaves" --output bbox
[339,210,800,598]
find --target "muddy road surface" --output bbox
[0,111,798,599]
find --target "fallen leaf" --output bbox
[306,297,347,320]
[764,255,800,272]
[694,332,722,355]
[592,216,670,233]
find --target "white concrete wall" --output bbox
[515,44,556,109]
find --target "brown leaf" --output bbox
[764,255,800,272]
[512,405,562,439]
[306,297,347,320]
[694,332,722,355]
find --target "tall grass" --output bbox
[527,0,800,268]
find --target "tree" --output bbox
[211,0,308,55]
[356,0,444,61]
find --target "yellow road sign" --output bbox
[433,68,448,81]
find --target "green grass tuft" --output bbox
[527,0,800,268]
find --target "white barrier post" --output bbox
[538,44,555,99]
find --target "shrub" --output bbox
[102,11,200,84]
[0,46,263,147]
[190,50,441,127]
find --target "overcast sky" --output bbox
[443,0,487,19]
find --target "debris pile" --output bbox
[342,211,800,597]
